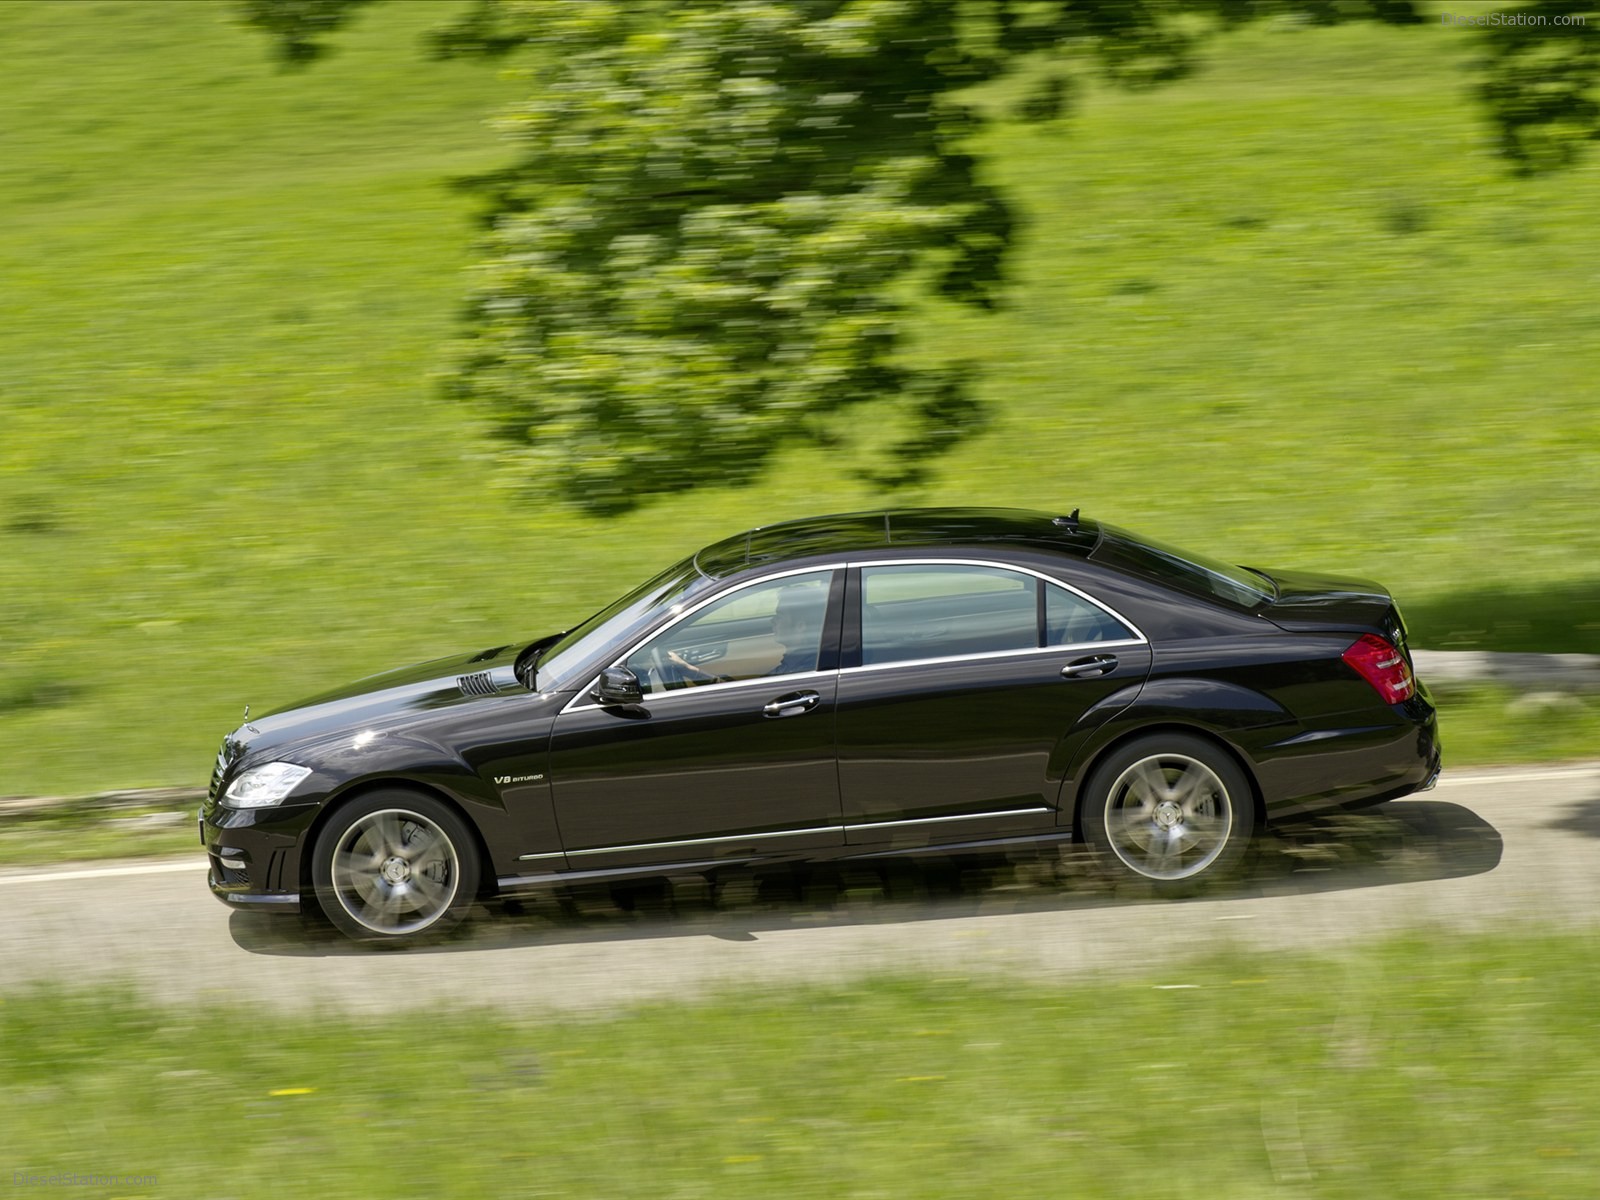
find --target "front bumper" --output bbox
[201,800,317,914]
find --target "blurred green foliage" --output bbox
[4,930,1600,1195]
[236,0,376,67]
[1,2,1598,798]
[436,1,1014,511]
[240,0,1599,513]
[1476,0,1600,171]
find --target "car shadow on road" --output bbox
[229,798,1502,957]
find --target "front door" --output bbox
[547,569,845,869]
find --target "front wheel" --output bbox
[1080,734,1255,893]
[310,790,480,944]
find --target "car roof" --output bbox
[693,507,1100,578]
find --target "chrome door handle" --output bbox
[763,690,821,718]
[1062,655,1118,679]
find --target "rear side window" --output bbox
[1046,585,1135,646]
[860,565,1134,666]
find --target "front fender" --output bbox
[293,729,505,814]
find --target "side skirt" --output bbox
[493,828,1079,897]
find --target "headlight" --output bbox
[223,762,313,809]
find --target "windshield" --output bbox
[1092,524,1275,608]
[534,556,717,690]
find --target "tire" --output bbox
[1080,734,1256,893]
[310,789,481,944]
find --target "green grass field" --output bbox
[1,2,1597,799]
[4,929,1598,1197]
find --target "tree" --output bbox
[1474,1,1600,173]
[237,0,375,67]
[436,2,1021,513]
[241,0,1597,514]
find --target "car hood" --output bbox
[1256,567,1401,636]
[233,642,530,759]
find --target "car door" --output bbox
[546,568,846,869]
[835,560,1152,846]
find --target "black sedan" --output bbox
[203,508,1440,942]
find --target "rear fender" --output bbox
[1055,678,1292,825]
[1046,680,1149,783]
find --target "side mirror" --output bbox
[591,666,644,707]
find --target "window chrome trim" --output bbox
[843,807,1052,833]
[565,825,842,857]
[837,638,1146,676]
[559,555,1147,714]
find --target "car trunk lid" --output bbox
[1254,566,1411,653]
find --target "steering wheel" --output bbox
[649,645,679,690]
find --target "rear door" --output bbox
[835,560,1152,847]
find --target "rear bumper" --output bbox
[1415,754,1443,793]
[1251,695,1441,822]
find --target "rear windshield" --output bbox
[1091,524,1274,609]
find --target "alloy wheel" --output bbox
[328,808,461,935]
[1103,753,1234,881]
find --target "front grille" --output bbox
[458,671,498,697]
[208,734,245,806]
[208,747,227,804]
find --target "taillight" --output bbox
[1342,633,1415,703]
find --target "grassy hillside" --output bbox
[6,930,1600,1196]
[1,3,1596,796]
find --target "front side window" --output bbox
[861,564,1136,666]
[625,571,834,694]
[536,555,715,691]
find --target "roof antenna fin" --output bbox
[1052,509,1080,531]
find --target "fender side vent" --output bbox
[458,671,498,697]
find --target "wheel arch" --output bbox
[1067,721,1266,838]
[299,776,499,900]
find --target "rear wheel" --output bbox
[311,790,480,944]
[1081,734,1255,892]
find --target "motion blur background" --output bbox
[4,6,1600,1197]
[2,0,1597,797]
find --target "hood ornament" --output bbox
[243,704,250,721]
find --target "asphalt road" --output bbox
[1,764,1595,1013]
